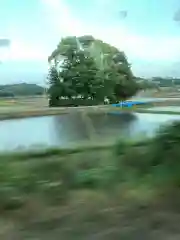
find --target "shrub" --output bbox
[49,98,102,107]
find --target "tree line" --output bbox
[0,83,44,97]
[152,77,180,87]
[47,35,139,106]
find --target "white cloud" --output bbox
[42,0,85,37]
[122,36,180,62]
[0,39,49,62]
[10,40,48,61]
[0,0,179,81]
[2,0,177,64]
[41,0,180,63]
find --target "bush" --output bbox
[150,121,180,166]
[49,98,102,107]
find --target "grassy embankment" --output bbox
[0,105,135,120]
[1,103,180,121]
[1,95,180,120]
[1,122,180,238]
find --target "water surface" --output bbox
[1,112,180,151]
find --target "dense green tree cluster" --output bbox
[48,35,139,106]
[137,79,159,90]
[0,90,14,97]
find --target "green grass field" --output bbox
[1,95,180,120]
[0,96,49,107]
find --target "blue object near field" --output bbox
[112,101,146,107]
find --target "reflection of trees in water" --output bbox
[52,113,91,144]
[87,112,137,137]
[52,112,138,144]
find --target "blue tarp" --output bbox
[112,101,146,107]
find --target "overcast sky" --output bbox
[0,0,180,84]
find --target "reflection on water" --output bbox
[0,112,180,151]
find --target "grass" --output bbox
[135,109,180,115]
[0,137,150,160]
[2,96,180,237]
[0,105,177,121]
[1,95,180,120]
[0,107,69,120]
[0,102,110,120]
[0,122,180,238]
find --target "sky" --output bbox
[0,0,180,84]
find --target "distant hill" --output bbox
[0,83,44,97]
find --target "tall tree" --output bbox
[48,66,72,106]
[60,49,102,100]
[110,52,138,100]
[48,35,139,104]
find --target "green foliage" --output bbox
[48,35,138,106]
[101,51,138,101]
[115,121,180,188]
[2,123,180,238]
[48,67,65,106]
[60,50,102,100]
[0,83,44,97]
[0,90,14,97]
[77,35,95,47]
[113,79,138,100]
[53,99,101,107]
[152,77,180,87]
[138,79,159,90]
[1,121,180,213]
[150,121,180,166]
